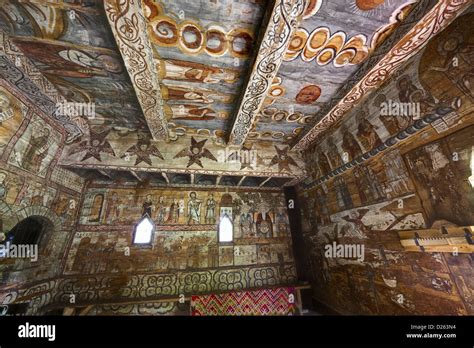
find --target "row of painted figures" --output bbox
[86,191,290,238]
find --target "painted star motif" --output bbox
[121,142,164,166]
[270,145,299,173]
[174,137,217,168]
[69,129,115,162]
[228,143,264,170]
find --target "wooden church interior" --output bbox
[0,0,473,316]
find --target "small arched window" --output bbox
[133,215,154,245]
[218,214,233,243]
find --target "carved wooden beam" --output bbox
[293,0,472,150]
[228,0,305,145]
[104,0,169,141]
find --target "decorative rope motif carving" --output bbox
[229,0,305,145]
[294,0,471,150]
[104,0,169,141]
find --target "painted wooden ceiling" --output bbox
[255,0,418,143]
[1,0,461,182]
[0,0,147,131]
[145,0,267,141]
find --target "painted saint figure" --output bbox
[240,211,254,238]
[425,33,474,100]
[142,194,154,217]
[179,198,185,216]
[275,208,289,237]
[167,199,180,223]
[341,128,363,161]
[334,177,353,210]
[205,194,216,224]
[105,192,120,223]
[89,194,104,222]
[356,113,382,152]
[326,136,343,169]
[317,150,332,175]
[156,196,167,224]
[187,192,201,224]
[22,127,51,173]
[256,211,273,238]
[353,165,385,204]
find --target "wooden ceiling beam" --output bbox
[227,0,305,145]
[104,0,169,141]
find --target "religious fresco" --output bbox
[294,11,474,315]
[0,87,26,151]
[0,90,84,286]
[0,0,146,132]
[301,10,474,186]
[7,114,61,178]
[254,0,420,143]
[297,131,474,314]
[0,164,81,234]
[0,0,472,319]
[63,185,296,300]
[293,1,472,151]
[418,11,474,107]
[52,192,78,227]
[404,126,474,227]
[0,165,82,282]
[143,0,266,140]
[79,187,290,231]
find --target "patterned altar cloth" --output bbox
[191,287,296,316]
